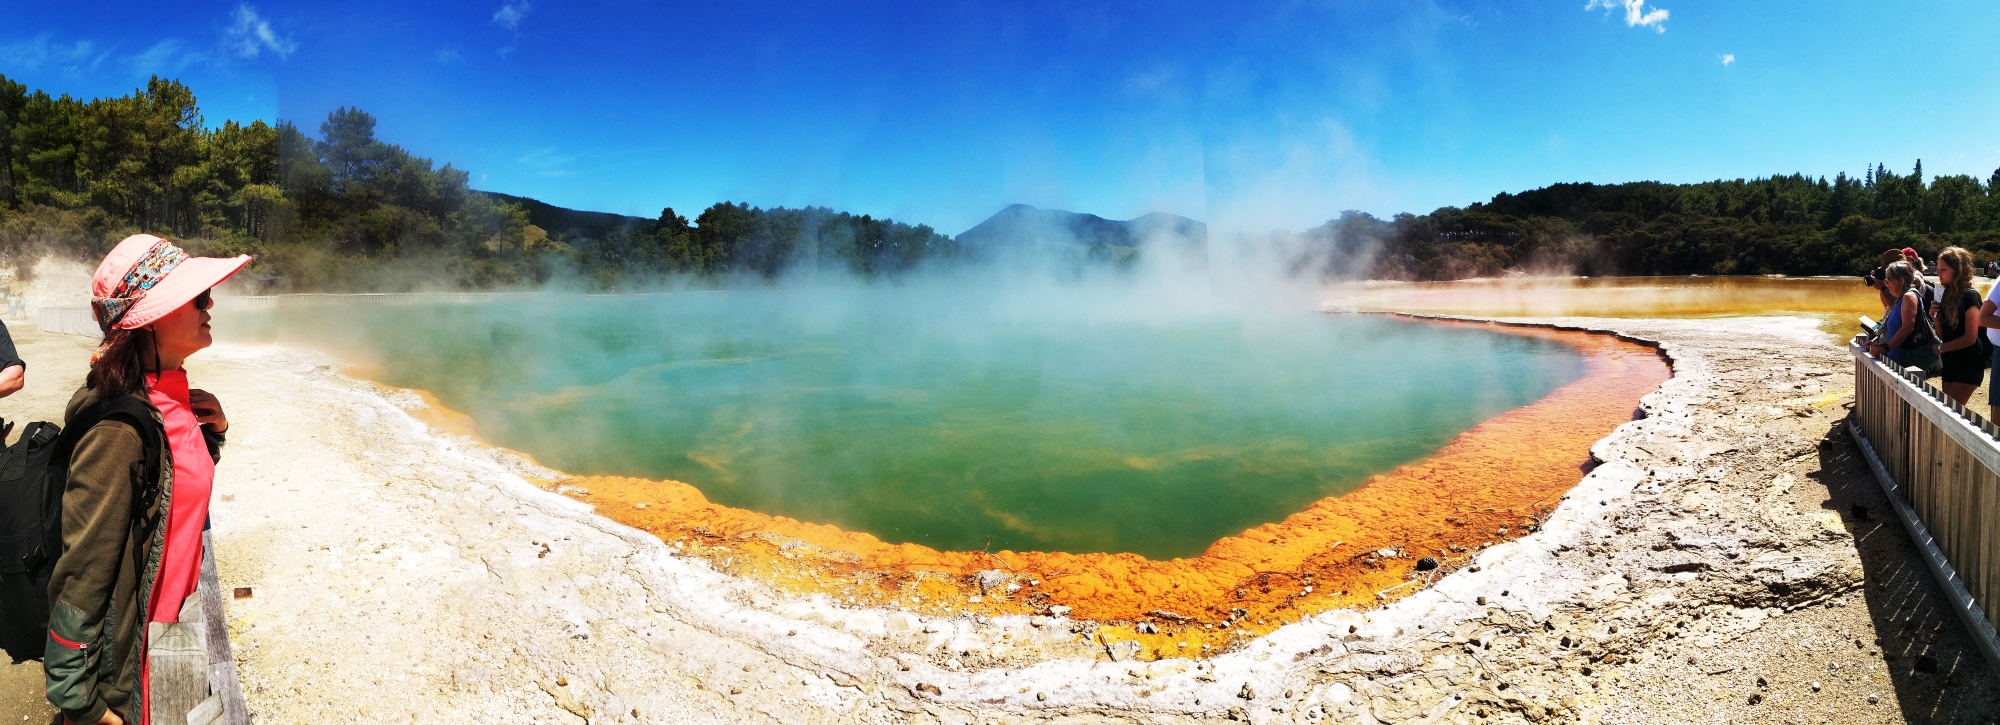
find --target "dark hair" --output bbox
[85,328,154,398]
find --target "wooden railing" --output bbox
[146,531,249,725]
[1847,335,2000,669]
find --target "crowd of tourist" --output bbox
[1863,245,2000,421]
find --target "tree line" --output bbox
[0,75,957,291]
[10,74,1998,289]
[1296,162,2000,281]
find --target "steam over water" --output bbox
[222,282,1585,558]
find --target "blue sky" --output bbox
[4,1,1997,234]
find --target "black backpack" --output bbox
[1900,287,1941,351]
[0,397,160,664]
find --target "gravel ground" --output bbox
[0,313,1996,724]
[0,320,102,725]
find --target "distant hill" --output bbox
[475,190,650,242]
[956,204,1207,267]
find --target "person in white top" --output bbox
[1980,273,2000,422]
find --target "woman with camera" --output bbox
[1867,261,1941,379]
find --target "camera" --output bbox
[1862,267,1884,287]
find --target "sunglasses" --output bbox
[194,289,213,311]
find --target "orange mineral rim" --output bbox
[553,317,1672,660]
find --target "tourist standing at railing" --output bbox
[1931,247,1984,405]
[43,235,248,725]
[1868,262,1942,378]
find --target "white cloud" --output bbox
[1584,0,1669,33]
[0,35,109,73]
[517,148,578,177]
[435,48,465,64]
[493,0,533,30]
[0,35,217,83]
[1720,53,1735,66]
[130,40,208,76]
[226,4,296,59]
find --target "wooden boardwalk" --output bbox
[1848,336,2000,670]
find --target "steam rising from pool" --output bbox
[221,272,1585,558]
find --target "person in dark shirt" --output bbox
[0,318,22,398]
[1933,247,1984,405]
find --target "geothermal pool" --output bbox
[1325,275,1888,337]
[222,287,1586,559]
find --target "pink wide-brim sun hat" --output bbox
[91,234,252,331]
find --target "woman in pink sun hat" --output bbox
[43,234,249,725]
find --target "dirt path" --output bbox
[0,319,106,725]
[2,314,1997,724]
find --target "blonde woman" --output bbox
[1932,247,1983,405]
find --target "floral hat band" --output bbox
[92,239,190,334]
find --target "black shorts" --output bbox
[1940,346,1986,385]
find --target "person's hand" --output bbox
[188,388,227,434]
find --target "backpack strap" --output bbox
[13,398,159,577]
[48,396,165,546]
[56,396,162,468]
[1902,290,1940,350]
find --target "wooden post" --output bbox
[144,594,206,725]
[199,530,250,725]
[146,531,249,725]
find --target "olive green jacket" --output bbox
[43,386,222,725]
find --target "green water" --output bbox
[221,287,1585,558]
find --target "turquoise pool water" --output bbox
[220,287,1585,558]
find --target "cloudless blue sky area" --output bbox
[4,1,1996,234]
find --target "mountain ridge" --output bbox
[475,190,651,242]
[954,204,1208,267]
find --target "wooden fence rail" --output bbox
[146,530,248,725]
[1847,336,2000,670]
